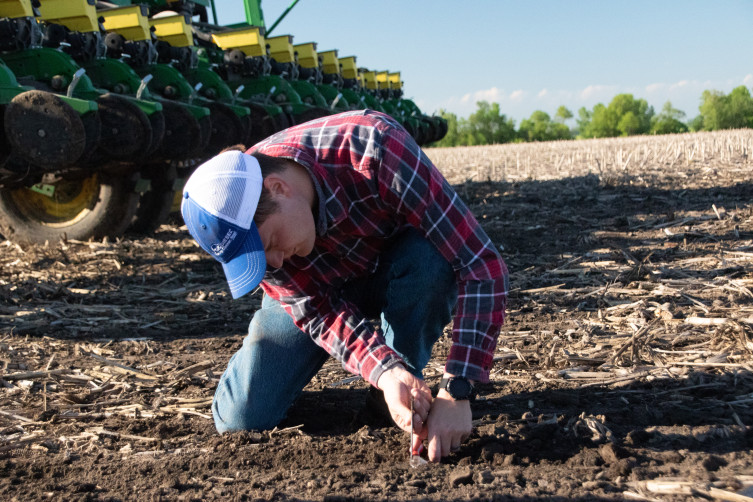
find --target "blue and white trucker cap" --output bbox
[180,150,266,299]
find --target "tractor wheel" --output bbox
[156,101,201,161]
[129,163,177,235]
[95,93,153,161]
[206,102,243,155]
[4,90,86,169]
[0,172,139,244]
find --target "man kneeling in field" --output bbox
[181,109,508,462]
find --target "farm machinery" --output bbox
[0,0,448,244]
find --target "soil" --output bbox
[2,134,753,501]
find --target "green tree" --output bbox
[650,101,689,134]
[698,90,726,130]
[617,111,641,136]
[728,86,753,128]
[579,94,654,138]
[519,110,572,141]
[583,103,614,138]
[465,101,515,145]
[698,86,753,130]
[554,105,573,123]
[576,107,592,137]
[688,114,704,132]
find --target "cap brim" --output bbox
[221,223,266,299]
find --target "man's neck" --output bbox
[286,160,317,210]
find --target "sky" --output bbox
[210,0,753,124]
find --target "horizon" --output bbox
[211,1,752,123]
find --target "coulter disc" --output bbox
[206,102,243,155]
[146,109,166,157]
[244,103,278,146]
[95,93,152,161]
[4,90,86,169]
[191,114,212,158]
[156,100,201,160]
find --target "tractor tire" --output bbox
[4,90,86,169]
[0,172,140,244]
[129,163,177,235]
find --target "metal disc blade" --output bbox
[192,114,212,158]
[156,100,201,161]
[146,110,165,157]
[95,93,152,160]
[206,102,243,156]
[244,103,277,146]
[4,90,86,168]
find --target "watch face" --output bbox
[448,377,472,398]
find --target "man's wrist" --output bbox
[438,374,476,401]
[375,362,406,390]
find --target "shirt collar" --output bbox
[256,146,342,236]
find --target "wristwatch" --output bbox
[439,376,476,401]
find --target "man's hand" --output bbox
[425,388,472,462]
[377,368,474,463]
[376,365,432,448]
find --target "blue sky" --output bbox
[211,1,753,124]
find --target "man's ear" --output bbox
[262,173,289,196]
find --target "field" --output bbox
[2,129,752,501]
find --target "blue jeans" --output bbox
[212,228,458,433]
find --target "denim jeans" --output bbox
[212,228,458,433]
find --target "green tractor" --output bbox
[0,0,447,245]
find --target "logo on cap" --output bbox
[211,229,238,256]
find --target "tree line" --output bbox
[431,85,753,147]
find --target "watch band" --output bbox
[439,376,476,401]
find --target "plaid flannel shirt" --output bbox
[251,110,508,386]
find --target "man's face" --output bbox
[256,193,316,269]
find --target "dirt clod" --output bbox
[449,466,474,486]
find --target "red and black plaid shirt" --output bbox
[251,110,508,386]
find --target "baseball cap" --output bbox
[180,150,266,299]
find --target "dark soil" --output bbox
[1,142,752,501]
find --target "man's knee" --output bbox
[212,383,284,433]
